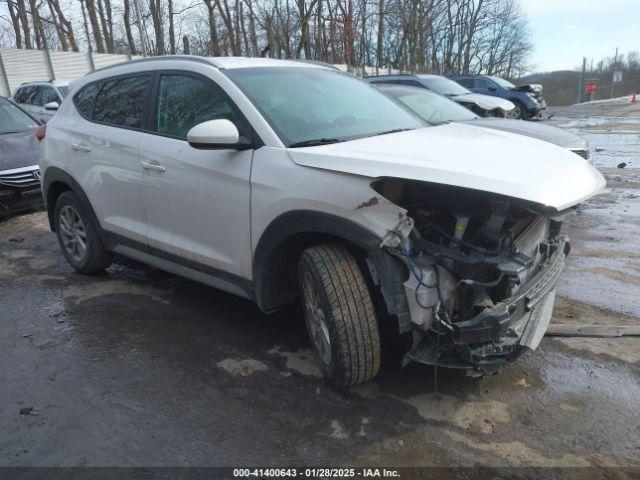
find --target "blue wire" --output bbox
[402,246,438,289]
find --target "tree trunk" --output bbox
[84,0,105,53]
[376,0,383,68]
[203,0,221,56]
[123,0,137,54]
[168,0,176,54]
[17,0,32,49]
[148,0,165,54]
[47,0,69,50]
[28,0,44,49]
[7,0,23,48]
[214,0,239,55]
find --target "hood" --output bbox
[452,93,515,112]
[463,118,587,150]
[287,123,605,212]
[515,84,543,94]
[0,129,40,171]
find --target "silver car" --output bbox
[378,84,590,161]
[367,74,515,117]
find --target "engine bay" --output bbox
[373,178,569,372]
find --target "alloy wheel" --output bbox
[58,205,88,263]
[302,270,332,365]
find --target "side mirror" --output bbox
[187,119,252,150]
[488,86,497,92]
[44,101,59,111]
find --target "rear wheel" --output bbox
[299,244,381,387]
[54,191,112,273]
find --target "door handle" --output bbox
[71,143,91,152]
[140,161,166,173]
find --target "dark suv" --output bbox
[448,75,546,119]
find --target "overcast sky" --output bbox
[522,0,640,72]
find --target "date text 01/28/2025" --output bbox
[233,468,401,478]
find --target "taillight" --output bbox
[36,124,47,141]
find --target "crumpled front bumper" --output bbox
[407,237,569,373]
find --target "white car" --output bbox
[39,56,605,387]
[11,80,69,123]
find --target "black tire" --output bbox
[54,191,112,274]
[298,243,381,387]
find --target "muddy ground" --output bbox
[1,100,639,476]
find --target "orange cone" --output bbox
[633,91,637,103]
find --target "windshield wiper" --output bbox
[374,128,413,136]
[288,138,344,148]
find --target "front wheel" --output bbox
[299,244,381,387]
[507,100,526,119]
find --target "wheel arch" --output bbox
[253,211,412,334]
[42,167,101,236]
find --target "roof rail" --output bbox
[89,55,220,76]
[19,79,54,85]
[293,59,340,71]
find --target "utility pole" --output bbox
[133,0,147,57]
[577,57,586,104]
[611,47,618,99]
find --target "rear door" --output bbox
[61,74,151,243]
[138,71,253,280]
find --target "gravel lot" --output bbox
[1,99,639,476]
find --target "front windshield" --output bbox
[58,86,69,97]
[420,76,470,96]
[383,87,478,124]
[0,100,38,134]
[490,76,516,89]
[226,67,425,146]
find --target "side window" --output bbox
[457,78,474,88]
[475,78,489,90]
[29,86,43,106]
[154,74,239,139]
[74,83,99,118]
[13,88,24,103]
[42,87,60,104]
[18,86,39,105]
[93,74,151,128]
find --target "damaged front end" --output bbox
[374,179,570,375]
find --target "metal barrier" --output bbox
[0,48,139,97]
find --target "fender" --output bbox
[42,166,104,238]
[253,211,411,332]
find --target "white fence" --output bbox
[0,47,400,97]
[0,48,140,97]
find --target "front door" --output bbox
[138,72,253,280]
[40,85,61,122]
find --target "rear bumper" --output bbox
[407,237,569,373]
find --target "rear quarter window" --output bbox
[73,83,99,119]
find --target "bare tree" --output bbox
[122,0,137,54]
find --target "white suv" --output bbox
[11,81,70,122]
[39,56,605,387]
